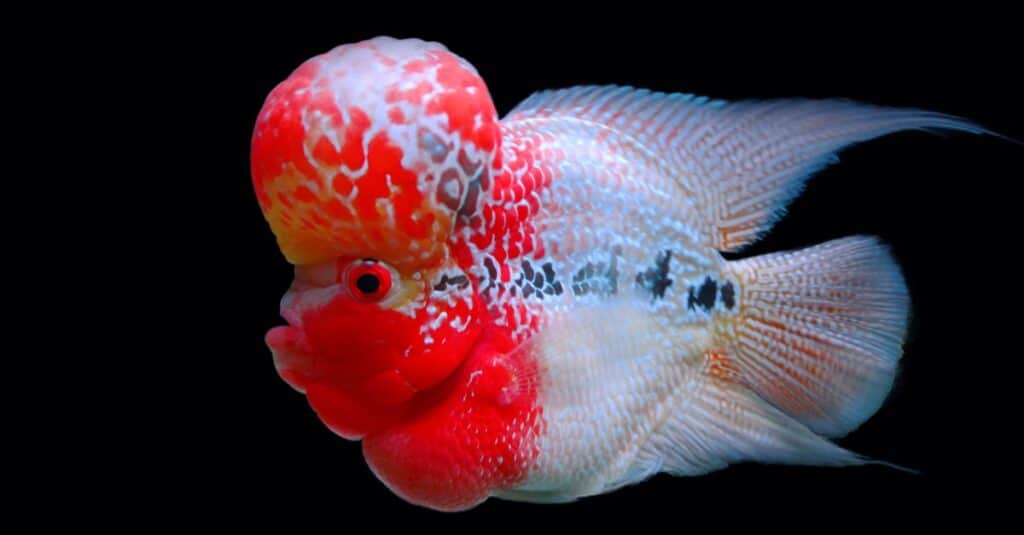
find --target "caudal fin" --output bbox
[718,236,910,438]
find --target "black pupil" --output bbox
[355,273,381,295]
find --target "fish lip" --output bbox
[267,322,420,404]
[268,285,334,392]
[265,324,313,393]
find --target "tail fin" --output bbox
[718,236,910,438]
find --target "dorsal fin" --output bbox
[505,85,991,252]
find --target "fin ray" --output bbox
[506,85,991,251]
[618,375,864,485]
[720,236,910,437]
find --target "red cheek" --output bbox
[398,293,485,391]
[300,303,412,388]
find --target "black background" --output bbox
[169,9,1021,528]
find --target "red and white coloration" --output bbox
[252,37,987,511]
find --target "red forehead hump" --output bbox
[251,37,501,268]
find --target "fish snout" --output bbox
[265,324,314,393]
[265,321,411,441]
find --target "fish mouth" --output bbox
[265,320,412,440]
[266,322,422,404]
[265,324,313,393]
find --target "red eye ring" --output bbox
[345,260,393,303]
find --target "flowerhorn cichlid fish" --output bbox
[251,36,992,511]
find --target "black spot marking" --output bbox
[514,260,564,300]
[482,256,498,293]
[686,276,717,312]
[542,263,556,284]
[571,249,620,297]
[433,273,470,292]
[636,250,673,299]
[720,281,735,310]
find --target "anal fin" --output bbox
[629,373,864,480]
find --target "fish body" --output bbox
[251,37,987,511]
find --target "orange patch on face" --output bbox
[294,185,316,203]
[277,128,452,267]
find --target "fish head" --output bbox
[251,37,500,439]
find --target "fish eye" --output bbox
[345,260,393,303]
